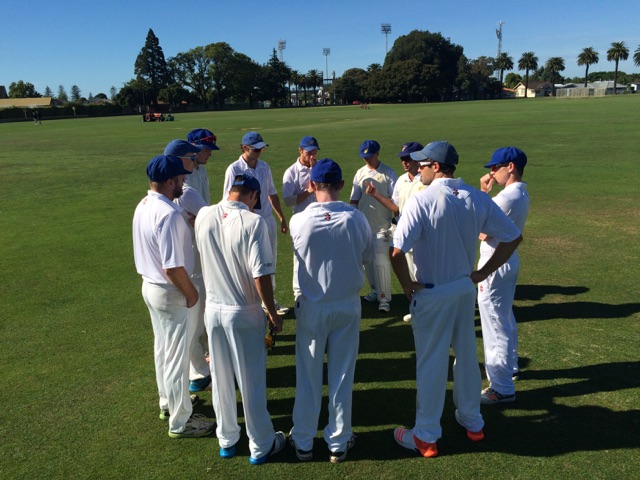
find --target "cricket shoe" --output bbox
[363,290,378,302]
[189,375,212,393]
[329,435,356,464]
[288,432,313,461]
[454,410,485,441]
[481,387,515,404]
[159,394,200,420]
[219,443,237,459]
[394,428,438,458]
[378,301,391,313]
[249,431,286,465]
[275,301,290,315]
[167,414,214,438]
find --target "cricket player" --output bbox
[478,147,530,404]
[132,154,214,439]
[186,128,220,204]
[289,159,374,463]
[363,141,424,321]
[350,140,398,312]
[282,135,320,299]
[390,141,522,458]
[163,139,213,394]
[195,174,286,464]
[221,131,290,315]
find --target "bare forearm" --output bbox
[254,275,283,332]
[164,267,198,307]
[471,235,523,283]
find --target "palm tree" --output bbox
[290,70,300,106]
[577,47,599,87]
[495,52,514,97]
[607,41,629,94]
[545,57,565,96]
[307,69,322,105]
[518,52,538,98]
[635,45,640,67]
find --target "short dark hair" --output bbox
[314,182,341,192]
[436,162,456,174]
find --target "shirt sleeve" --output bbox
[350,172,362,202]
[221,164,235,201]
[393,195,423,253]
[248,216,276,278]
[282,166,297,208]
[157,212,191,269]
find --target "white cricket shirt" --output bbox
[222,156,277,220]
[350,162,398,231]
[282,158,316,213]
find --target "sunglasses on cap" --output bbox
[196,134,217,144]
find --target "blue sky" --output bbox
[2,0,639,97]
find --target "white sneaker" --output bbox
[363,290,378,302]
[378,301,390,312]
[275,301,290,315]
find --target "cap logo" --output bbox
[453,189,459,196]
[324,213,331,221]
[222,213,228,220]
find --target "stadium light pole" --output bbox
[278,39,286,62]
[381,23,391,56]
[323,48,330,85]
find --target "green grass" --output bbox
[1,97,639,479]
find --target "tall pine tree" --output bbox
[134,29,169,105]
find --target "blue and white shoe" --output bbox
[219,444,236,459]
[189,375,212,393]
[249,431,286,465]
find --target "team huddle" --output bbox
[132,129,530,463]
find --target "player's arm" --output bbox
[254,275,283,333]
[268,194,288,234]
[295,186,315,205]
[365,181,399,214]
[470,235,523,284]
[164,267,199,308]
[390,247,423,299]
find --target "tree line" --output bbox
[7,30,640,107]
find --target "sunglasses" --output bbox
[419,161,436,168]
[490,162,510,171]
[179,155,197,161]
[196,134,217,144]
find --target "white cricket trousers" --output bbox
[410,277,484,443]
[142,281,195,434]
[364,230,392,302]
[189,276,210,380]
[205,302,276,459]
[291,295,361,453]
[265,215,278,290]
[477,254,520,395]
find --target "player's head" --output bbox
[163,140,203,172]
[485,146,527,180]
[396,142,423,174]
[311,158,343,192]
[299,136,320,167]
[188,128,219,165]
[146,154,192,198]
[230,174,262,211]
[359,140,380,163]
[412,141,459,185]
[241,131,268,160]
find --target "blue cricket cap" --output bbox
[396,142,424,158]
[241,131,268,149]
[484,146,527,168]
[299,136,320,151]
[359,140,380,158]
[146,155,192,182]
[232,174,262,210]
[311,158,342,183]
[164,139,203,157]
[187,128,220,150]
[411,141,459,166]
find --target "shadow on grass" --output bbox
[515,284,590,301]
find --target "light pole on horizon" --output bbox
[381,23,391,56]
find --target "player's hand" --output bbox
[402,281,424,300]
[186,290,199,308]
[280,218,288,234]
[187,213,196,227]
[365,181,377,197]
[470,270,488,284]
[268,313,283,333]
[480,174,494,193]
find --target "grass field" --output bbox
[1,97,639,479]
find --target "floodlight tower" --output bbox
[496,21,504,57]
[381,23,391,56]
[278,39,287,62]
[323,48,331,86]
